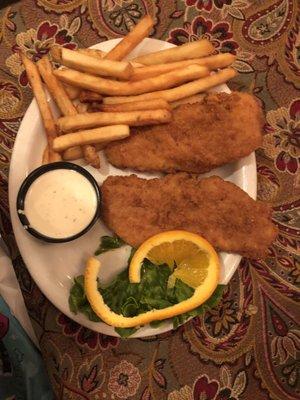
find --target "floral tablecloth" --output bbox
[0,1,299,399]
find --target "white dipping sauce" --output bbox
[24,169,97,238]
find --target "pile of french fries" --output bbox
[21,15,237,168]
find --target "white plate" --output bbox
[9,39,257,338]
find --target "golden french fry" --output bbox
[20,52,61,161]
[83,145,101,169]
[75,102,89,113]
[50,46,62,63]
[60,88,100,168]
[24,51,99,166]
[37,56,77,117]
[39,142,61,162]
[58,109,172,133]
[98,98,171,112]
[63,83,81,100]
[130,53,236,81]
[130,61,144,68]
[53,125,130,152]
[133,39,214,65]
[104,15,154,61]
[103,68,237,104]
[21,53,57,139]
[77,48,143,67]
[37,57,101,165]
[63,143,108,161]
[54,65,209,96]
[79,90,103,103]
[49,151,63,162]
[44,52,99,166]
[42,145,49,164]
[62,146,85,161]
[191,53,236,69]
[60,48,133,79]
[51,45,141,67]
[77,48,105,59]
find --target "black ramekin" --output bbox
[16,161,101,243]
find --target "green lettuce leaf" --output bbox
[69,258,225,337]
[69,276,101,322]
[94,235,125,255]
[115,327,138,338]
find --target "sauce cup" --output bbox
[16,162,101,243]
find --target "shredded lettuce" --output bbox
[69,257,225,337]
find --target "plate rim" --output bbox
[9,38,257,338]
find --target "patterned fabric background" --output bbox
[0,1,299,399]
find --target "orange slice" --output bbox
[84,231,220,328]
[129,230,219,288]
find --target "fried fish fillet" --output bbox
[105,92,263,174]
[101,174,277,258]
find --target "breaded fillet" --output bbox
[101,174,277,259]
[105,92,263,174]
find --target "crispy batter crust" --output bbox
[105,92,264,174]
[101,174,277,259]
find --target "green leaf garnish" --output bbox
[94,235,125,255]
[69,253,225,337]
[69,276,101,322]
[115,327,138,338]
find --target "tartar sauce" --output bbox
[24,169,97,238]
